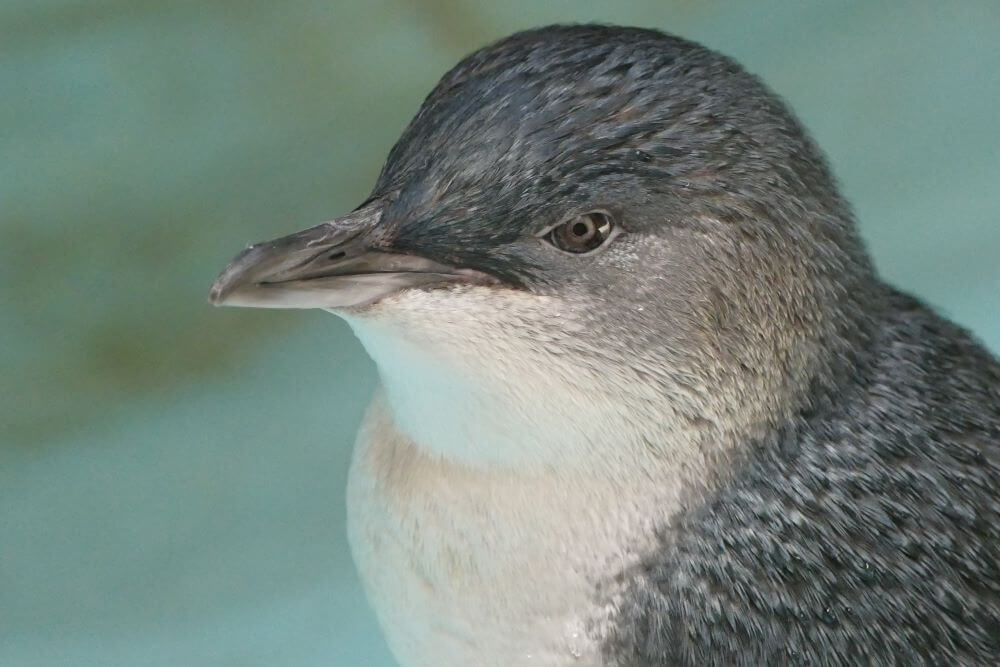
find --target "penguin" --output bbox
[209,24,1000,667]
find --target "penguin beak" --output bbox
[208,204,497,310]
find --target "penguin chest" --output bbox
[344,411,651,666]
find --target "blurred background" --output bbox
[2,1,998,665]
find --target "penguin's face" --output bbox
[210,26,871,463]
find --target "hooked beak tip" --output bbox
[207,282,227,306]
[207,242,275,307]
[207,257,245,306]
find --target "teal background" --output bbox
[2,2,998,665]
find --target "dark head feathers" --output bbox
[370,24,862,286]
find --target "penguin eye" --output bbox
[544,212,615,254]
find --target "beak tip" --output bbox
[207,278,231,306]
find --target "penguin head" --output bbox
[210,25,874,464]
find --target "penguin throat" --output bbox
[341,315,657,469]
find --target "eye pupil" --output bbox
[545,212,616,254]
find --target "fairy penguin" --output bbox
[209,25,1000,666]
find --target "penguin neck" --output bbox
[342,314,710,476]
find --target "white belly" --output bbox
[345,395,668,667]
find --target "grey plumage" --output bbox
[211,23,1000,666]
[606,289,1000,664]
